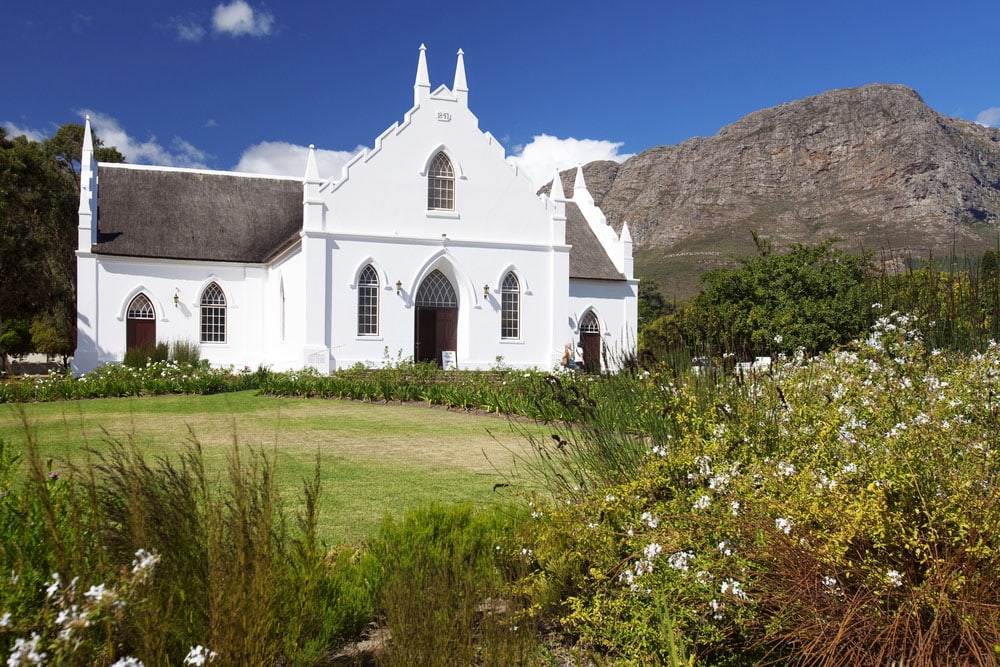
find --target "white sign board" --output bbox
[441,350,457,370]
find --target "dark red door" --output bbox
[415,307,457,366]
[582,332,601,373]
[415,307,437,363]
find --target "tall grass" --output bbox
[368,503,539,666]
[0,425,375,665]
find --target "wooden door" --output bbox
[126,294,156,351]
[415,307,437,363]
[436,308,457,363]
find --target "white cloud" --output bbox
[81,110,212,168]
[507,134,634,190]
[234,141,362,179]
[976,107,1000,127]
[176,19,206,42]
[213,1,273,37]
[2,121,46,143]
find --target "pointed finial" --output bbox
[454,48,468,106]
[573,164,587,193]
[414,43,430,105]
[620,221,632,244]
[82,114,94,153]
[305,144,319,180]
[550,168,565,201]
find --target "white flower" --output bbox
[8,632,46,666]
[729,501,740,516]
[776,460,796,476]
[45,572,61,598]
[720,578,748,600]
[183,645,219,666]
[643,543,663,561]
[693,495,711,510]
[887,569,904,587]
[775,517,794,535]
[110,658,145,667]
[717,540,733,557]
[0,612,10,628]
[640,511,658,528]
[131,549,160,582]
[84,583,113,603]
[667,551,694,572]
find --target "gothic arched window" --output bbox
[200,282,227,343]
[357,265,380,336]
[427,152,455,211]
[500,272,520,339]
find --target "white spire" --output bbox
[414,43,430,106]
[82,114,94,154]
[304,144,319,180]
[573,164,595,207]
[453,48,468,106]
[620,221,632,244]
[550,168,565,201]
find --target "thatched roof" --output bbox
[565,202,625,281]
[94,166,303,263]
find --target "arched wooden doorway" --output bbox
[414,270,458,366]
[580,311,601,373]
[126,293,156,351]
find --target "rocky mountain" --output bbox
[550,84,1000,300]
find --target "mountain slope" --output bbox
[552,84,1000,300]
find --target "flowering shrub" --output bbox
[519,313,1000,664]
[0,361,267,403]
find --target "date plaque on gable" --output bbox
[436,112,452,122]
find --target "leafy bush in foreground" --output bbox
[519,311,1000,665]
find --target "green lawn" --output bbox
[0,391,547,543]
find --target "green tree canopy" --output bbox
[685,240,872,358]
[0,123,123,372]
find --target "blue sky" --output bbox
[4,0,998,189]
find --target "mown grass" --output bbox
[0,391,544,543]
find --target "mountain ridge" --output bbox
[549,83,1000,300]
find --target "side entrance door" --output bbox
[580,311,601,373]
[126,294,156,351]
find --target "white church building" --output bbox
[73,46,638,375]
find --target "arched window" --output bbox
[500,272,520,339]
[415,269,458,307]
[200,282,227,343]
[127,294,155,320]
[427,152,455,211]
[357,265,380,336]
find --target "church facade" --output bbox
[73,46,638,375]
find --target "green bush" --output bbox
[368,503,539,666]
[520,312,1000,664]
[122,341,168,368]
[168,339,201,366]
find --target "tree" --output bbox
[0,123,123,373]
[685,240,872,357]
[637,280,672,330]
